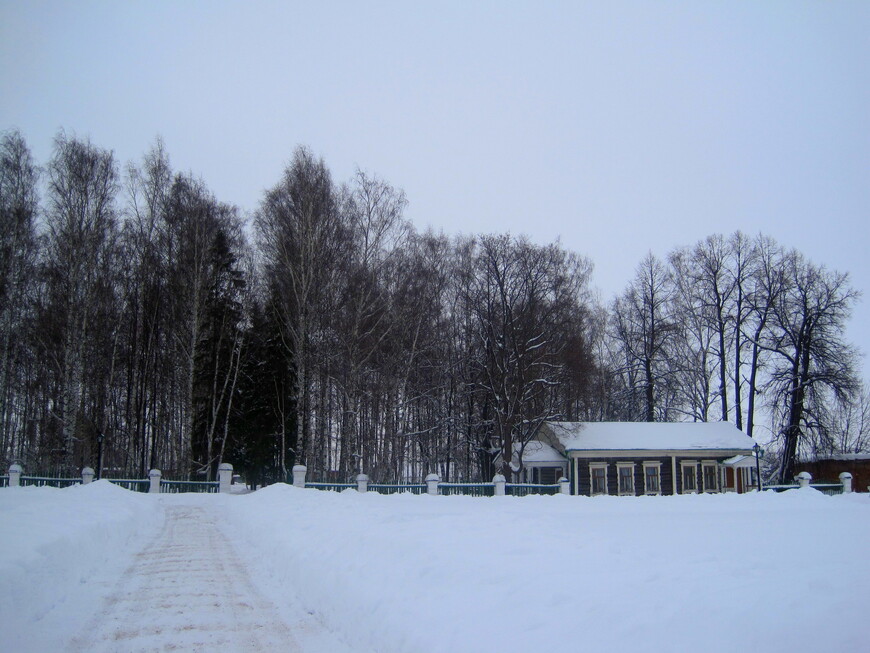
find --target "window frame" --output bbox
[589,462,608,496]
[642,461,662,495]
[616,462,635,496]
[680,460,699,494]
[702,461,719,493]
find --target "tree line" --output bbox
[0,129,865,485]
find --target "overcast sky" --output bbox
[2,1,869,379]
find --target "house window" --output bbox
[589,463,607,495]
[681,461,699,494]
[702,462,718,493]
[643,462,661,495]
[539,466,561,485]
[617,463,635,495]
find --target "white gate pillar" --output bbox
[796,471,812,489]
[218,463,233,493]
[839,471,853,493]
[8,463,22,487]
[356,473,369,493]
[493,473,506,496]
[292,464,307,488]
[148,469,162,494]
[559,476,571,495]
[425,473,440,496]
[81,467,95,484]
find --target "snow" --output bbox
[514,439,565,463]
[546,420,758,451]
[722,454,757,467]
[2,482,869,652]
[0,481,162,652]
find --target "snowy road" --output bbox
[66,501,338,653]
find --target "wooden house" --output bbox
[531,421,759,496]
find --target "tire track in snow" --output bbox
[68,503,301,652]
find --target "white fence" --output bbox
[764,471,855,496]
[3,463,234,494]
[293,465,571,497]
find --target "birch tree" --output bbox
[40,133,119,472]
[611,253,678,422]
[0,130,39,466]
[255,147,345,472]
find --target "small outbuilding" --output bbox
[794,454,870,493]
[511,440,569,484]
[533,421,759,496]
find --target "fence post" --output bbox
[148,469,162,494]
[356,473,369,493]
[218,463,233,493]
[81,467,95,484]
[292,464,307,488]
[796,471,812,489]
[425,473,440,496]
[559,476,570,495]
[8,463,22,487]
[493,473,506,496]
[839,471,853,494]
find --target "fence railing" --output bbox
[20,476,82,489]
[368,483,427,495]
[305,482,357,492]
[160,479,219,494]
[764,471,853,496]
[439,483,495,497]
[765,483,844,496]
[810,484,844,496]
[0,475,8,488]
[506,483,561,497]
[106,478,150,493]
[291,465,572,497]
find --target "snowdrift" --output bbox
[0,481,162,651]
[220,485,870,653]
[2,481,868,652]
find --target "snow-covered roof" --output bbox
[513,440,566,464]
[543,421,756,452]
[721,454,757,467]
[818,453,870,461]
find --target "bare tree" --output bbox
[611,253,678,422]
[0,130,39,466]
[119,139,175,474]
[40,133,119,472]
[468,234,593,477]
[668,247,717,421]
[727,231,755,431]
[332,170,409,477]
[740,235,783,440]
[687,235,735,421]
[820,386,870,455]
[763,251,859,482]
[255,146,345,473]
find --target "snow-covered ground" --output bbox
[2,482,868,652]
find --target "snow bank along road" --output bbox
[2,481,869,653]
[0,482,363,653]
